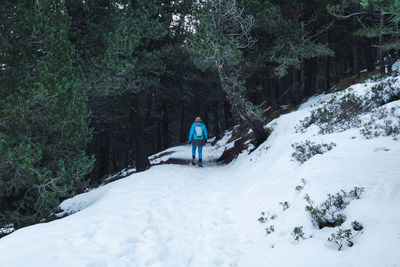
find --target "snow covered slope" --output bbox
[0,75,399,267]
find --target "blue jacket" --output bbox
[189,122,208,142]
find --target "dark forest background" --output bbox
[1,0,399,229]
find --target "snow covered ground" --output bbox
[0,76,399,266]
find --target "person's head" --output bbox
[195,116,202,122]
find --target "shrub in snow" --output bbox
[297,92,365,134]
[297,77,400,136]
[327,222,363,251]
[370,78,400,105]
[351,220,363,231]
[292,226,312,242]
[265,225,275,236]
[304,187,364,229]
[258,212,277,237]
[291,140,336,164]
[279,201,289,211]
[258,212,267,223]
[348,186,365,200]
[295,178,308,193]
[360,106,400,139]
[295,185,304,193]
[327,228,352,250]
[258,212,277,223]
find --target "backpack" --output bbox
[195,125,203,138]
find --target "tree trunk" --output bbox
[179,99,185,143]
[291,67,299,102]
[324,32,330,91]
[247,118,266,146]
[352,16,360,79]
[156,120,162,151]
[161,101,169,149]
[365,44,375,72]
[325,55,330,91]
[217,67,266,146]
[299,58,305,100]
[213,101,220,136]
[130,97,150,172]
[223,100,230,130]
[387,22,399,75]
[379,11,385,76]
[270,79,278,110]
[306,58,317,96]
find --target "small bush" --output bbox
[295,185,304,193]
[279,201,289,211]
[266,225,275,236]
[292,226,312,242]
[351,220,363,231]
[327,228,352,251]
[295,179,307,193]
[297,92,366,134]
[258,212,277,237]
[370,78,400,105]
[327,222,364,251]
[291,140,336,164]
[258,212,278,223]
[360,106,400,139]
[258,212,267,223]
[296,77,400,136]
[304,187,364,229]
[348,187,365,200]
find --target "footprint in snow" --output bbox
[373,147,390,152]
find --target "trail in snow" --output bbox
[0,144,248,267]
[1,74,400,266]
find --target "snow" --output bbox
[1,75,400,266]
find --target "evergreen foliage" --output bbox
[242,0,334,77]
[304,187,364,229]
[1,0,398,232]
[327,221,363,250]
[0,1,94,228]
[292,226,312,241]
[291,141,336,164]
[189,0,267,145]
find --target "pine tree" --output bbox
[245,1,332,76]
[329,0,400,74]
[189,0,268,145]
[88,0,171,171]
[0,1,94,228]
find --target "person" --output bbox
[188,116,208,167]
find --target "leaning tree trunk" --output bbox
[217,66,267,146]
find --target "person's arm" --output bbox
[203,124,208,140]
[188,124,194,143]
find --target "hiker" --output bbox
[188,116,208,167]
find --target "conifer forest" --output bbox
[1,0,400,233]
